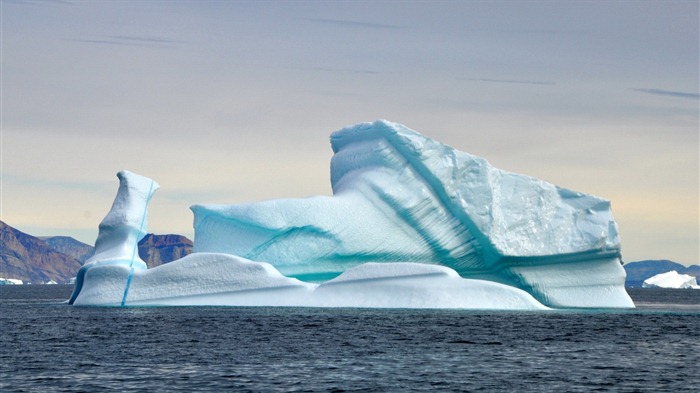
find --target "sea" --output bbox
[1,286,698,392]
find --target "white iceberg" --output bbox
[69,120,634,309]
[642,271,699,289]
[0,278,23,285]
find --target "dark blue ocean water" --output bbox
[1,286,698,392]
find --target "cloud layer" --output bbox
[632,88,700,100]
[3,0,698,266]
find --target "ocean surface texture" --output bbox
[1,286,698,392]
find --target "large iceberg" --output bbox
[69,120,633,309]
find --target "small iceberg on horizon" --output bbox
[643,271,699,289]
[68,120,634,309]
[0,278,24,285]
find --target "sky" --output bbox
[2,0,698,266]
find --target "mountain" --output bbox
[42,233,193,268]
[138,233,193,268]
[624,260,699,288]
[0,221,82,284]
[0,221,193,284]
[40,236,94,263]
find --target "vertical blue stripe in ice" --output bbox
[121,180,155,307]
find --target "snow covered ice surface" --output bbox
[643,271,699,289]
[69,120,634,309]
[72,255,548,310]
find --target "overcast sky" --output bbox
[2,0,698,266]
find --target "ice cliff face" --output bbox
[329,121,619,257]
[192,120,629,308]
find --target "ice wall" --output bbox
[193,120,631,308]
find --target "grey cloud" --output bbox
[460,78,556,86]
[286,66,385,75]
[631,88,700,100]
[3,172,113,193]
[4,0,73,5]
[71,35,187,49]
[303,18,403,30]
[160,189,238,204]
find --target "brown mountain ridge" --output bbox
[1,221,82,284]
[1,221,192,284]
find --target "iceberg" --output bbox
[69,120,634,309]
[642,271,699,289]
[0,278,23,285]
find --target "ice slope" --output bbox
[642,271,699,289]
[192,120,632,308]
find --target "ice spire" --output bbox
[68,170,159,304]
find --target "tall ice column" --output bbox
[68,170,159,304]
